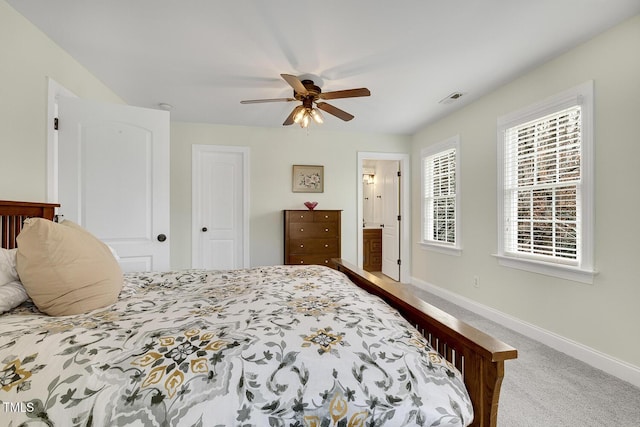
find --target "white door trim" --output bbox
[191,144,250,269]
[47,77,77,203]
[357,152,410,283]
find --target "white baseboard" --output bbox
[411,276,640,389]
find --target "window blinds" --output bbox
[504,105,581,261]
[424,148,456,244]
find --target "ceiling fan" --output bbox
[240,74,370,128]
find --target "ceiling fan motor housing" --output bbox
[295,80,322,101]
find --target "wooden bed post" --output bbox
[463,349,507,426]
[332,259,517,427]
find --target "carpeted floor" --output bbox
[406,284,640,427]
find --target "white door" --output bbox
[380,161,400,280]
[192,145,249,270]
[57,98,170,272]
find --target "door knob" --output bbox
[201,227,208,232]
[157,234,167,242]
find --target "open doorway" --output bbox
[357,152,410,283]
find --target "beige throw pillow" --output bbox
[16,218,123,316]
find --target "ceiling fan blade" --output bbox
[280,74,309,96]
[283,105,303,126]
[319,88,370,100]
[240,97,295,104]
[316,102,354,121]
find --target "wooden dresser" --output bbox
[284,210,341,267]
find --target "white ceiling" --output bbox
[9,0,640,135]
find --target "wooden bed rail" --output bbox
[333,258,517,427]
[0,200,59,249]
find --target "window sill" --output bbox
[419,242,462,256]
[492,254,596,284]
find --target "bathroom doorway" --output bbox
[357,152,410,283]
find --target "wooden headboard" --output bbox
[0,200,59,249]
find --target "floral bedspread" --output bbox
[0,265,472,426]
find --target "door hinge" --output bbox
[54,117,59,130]
[397,259,402,266]
[397,214,401,221]
[397,171,401,177]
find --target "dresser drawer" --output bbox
[289,238,339,255]
[288,223,339,239]
[288,211,314,222]
[313,211,340,223]
[288,254,336,267]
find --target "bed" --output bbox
[0,200,517,426]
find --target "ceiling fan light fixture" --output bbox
[300,113,310,128]
[310,108,324,124]
[293,106,306,123]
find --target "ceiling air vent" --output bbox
[439,92,465,105]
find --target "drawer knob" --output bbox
[300,244,304,248]
[300,228,304,232]
[324,215,329,219]
[300,261,304,264]
[324,244,329,248]
[325,228,329,232]
[324,260,329,263]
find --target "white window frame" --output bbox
[495,81,595,283]
[420,135,462,256]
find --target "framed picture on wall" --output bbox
[292,165,324,193]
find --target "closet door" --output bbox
[57,98,170,272]
[192,145,249,270]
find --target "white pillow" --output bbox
[107,245,120,261]
[0,248,19,284]
[0,248,29,313]
[0,281,29,313]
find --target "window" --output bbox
[421,136,461,255]
[496,81,595,283]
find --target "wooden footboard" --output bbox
[333,259,517,427]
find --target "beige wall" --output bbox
[411,15,640,367]
[0,0,123,202]
[170,123,410,269]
